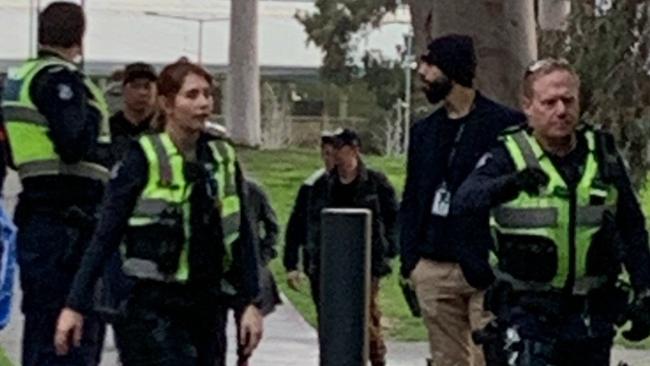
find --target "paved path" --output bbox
[1,171,650,365]
[2,287,650,366]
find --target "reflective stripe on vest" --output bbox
[83,78,111,144]
[491,129,618,293]
[493,204,616,229]
[18,160,110,183]
[127,132,241,282]
[2,57,111,180]
[208,140,240,270]
[2,106,48,126]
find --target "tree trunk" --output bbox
[407,0,538,108]
[228,0,261,147]
[407,0,435,56]
[538,0,571,30]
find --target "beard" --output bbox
[422,75,453,104]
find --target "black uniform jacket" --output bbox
[66,134,260,313]
[14,50,105,207]
[452,126,650,292]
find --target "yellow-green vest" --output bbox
[2,57,112,182]
[490,129,618,295]
[124,132,241,283]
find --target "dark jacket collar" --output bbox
[38,49,68,61]
[328,158,369,185]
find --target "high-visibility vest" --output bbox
[491,128,618,295]
[124,132,241,282]
[2,57,112,182]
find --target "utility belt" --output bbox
[15,204,99,268]
[484,278,630,324]
[122,279,224,317]
[475,279,630,366]
[512,287,627,322]
[124,209,185,280]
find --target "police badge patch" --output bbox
[57,84,74,100]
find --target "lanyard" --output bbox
[446,122,467,172]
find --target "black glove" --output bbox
[623,291,650,342]
[514,168,549,195]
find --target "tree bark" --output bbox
[228,0,262,147]
[538,0,571,30]
[406,0,435,56]
[407,0,538,108]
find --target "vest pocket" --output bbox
[126,211,185,276]
[495,233,557,282]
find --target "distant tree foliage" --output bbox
[361,53,405,111]
[296,0,398,86]
[540,0,650,186]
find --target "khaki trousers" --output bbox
[369,278,387,365]
[411,259,492,366]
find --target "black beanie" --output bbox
[421,34,477,87]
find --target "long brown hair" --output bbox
[154,58,214,130]
[157,58,213,100]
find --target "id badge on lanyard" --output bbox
[431,123,465,217]
[431,181,451,217]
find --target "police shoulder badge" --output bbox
[57,84,74,100]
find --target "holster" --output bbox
[399,278,421,317]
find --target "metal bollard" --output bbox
[319,208,371,366]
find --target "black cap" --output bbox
[123,62,157,84]
[421,34,477,87]
[333,128,361,148]
[320,129,337,145]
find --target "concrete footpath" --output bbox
[1,288,649,366]
[0,172,649,365]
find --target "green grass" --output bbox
[0,347,13,366]
[239,147,650,346]
[238,147,426,341]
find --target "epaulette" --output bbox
[577,122,595,132]
[497,123,527,142]
[499,123,527,136]
[304,168,326,186]
[204,121,229,139]
[46,65,67,74]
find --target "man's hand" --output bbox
[239,305,264,356]
[54,307,84,355]
[287,270,304,291]
[514,168,549,195]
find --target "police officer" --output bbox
[283,131,336,309]
[54,59,263,366]
[453,58,650,365]
[2,3,111,365]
